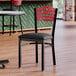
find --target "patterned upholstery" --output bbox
[19,33,52,41]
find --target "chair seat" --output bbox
[19,33,52,41]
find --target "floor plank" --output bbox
[0,20,76,76]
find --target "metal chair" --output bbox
[18,6,58,71]
[2,0,23,34]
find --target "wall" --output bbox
[0,1,52,31]
[63,0,74,21]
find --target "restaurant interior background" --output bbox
[0,0,75,32]
[53,0,75,21]
[0,1,52,31]
[53,0,63,19]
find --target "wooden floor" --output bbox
[0,20,76,76]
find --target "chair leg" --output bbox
[19,38,21,68]
[19,15,23,34]
[35,41,38,63]
[41,40,44,71]
[2,16,4,34]
[52,39,56,65]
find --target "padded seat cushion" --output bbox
[19,33,52,41]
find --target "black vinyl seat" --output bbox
[19,33,52,41]
[18,6,58,71]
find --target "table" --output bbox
[0,11,25,35]
[0,11,25,68]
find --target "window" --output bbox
[53,0,63,19]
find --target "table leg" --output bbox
[0,60,9,64]
[0,60,9,69]
[9,16,12,35]
[0,64,5,68]
[2,15,4,34]
[19,15,23,34]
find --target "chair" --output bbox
[18,6,58,71]
[2,0,23,34]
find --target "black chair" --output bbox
[2,0,23,34]
[18,6,58,71]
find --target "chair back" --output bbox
[34,6,57,37]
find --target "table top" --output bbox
[0,11,25,16]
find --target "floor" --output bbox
[0,20,76,76]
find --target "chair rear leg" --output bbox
[42,40,44,71]
[35,41,38,63]
[52,39,56,65]
[19,38,21,68]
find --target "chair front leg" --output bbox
[19,38,21,68]
[35,41,38,63]
[52,38,56,65]
[41,40,44,71]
